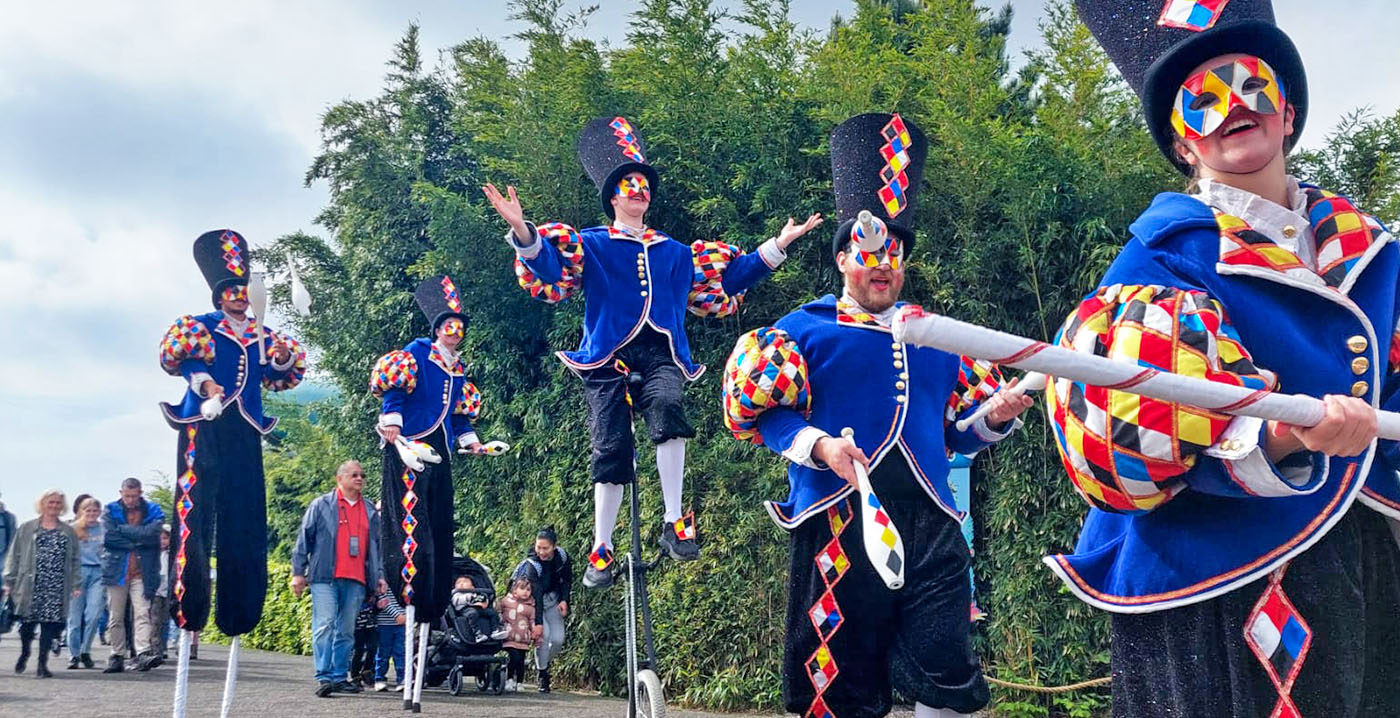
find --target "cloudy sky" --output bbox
[1,1,1395,520]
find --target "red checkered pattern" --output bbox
[453,381,482,421]
[688,240,746,317]
[805,500,853,718]
[722,327,812,445]
[400,465,419,604]
[1309,188,1388,288]
[1244,566,1312,718]
[610,117,645,163]
[589,544,615,571]
[515,223,585,303]
[220,230,245,277]
[441,276,463,312]
[173,424,198,627]
[945,355,1004,424]
[1158,0,1230,31]
[262,330,307,390]
[876,114,914,218]
[369,350,419,397]
[159,316,215,376]
[1047,284,1273,514]
[671,511,696,542]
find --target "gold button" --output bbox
[1347,335,1368,353]
[640,291,648,297]
[895,395,906,404]
[896,381,906,390]
[640,280,648,286]
[1352,357,1370,375]
[1351,381,1369,397]
[891,342,901,350]
[893,361,903,369]
[892,351,902,360]
[899,372,908,380]
[1282,225,1297,239]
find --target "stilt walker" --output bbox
[158,229,307,716]
[1045,2,1400,715]
[720,113,1033,718]
[370,275,487,711]
[482,116,822,591]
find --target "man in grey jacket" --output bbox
[292,460,386,697]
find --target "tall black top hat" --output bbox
[829,112,928,257]
[577,116,660,220]
[414,275,469,332]
[193,229,251,308]
[1076,0,1307,173]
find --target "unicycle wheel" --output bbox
[635,669,665,718]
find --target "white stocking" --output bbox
[656,437,686,523]
[914,703,971,718]
[593,482,624,551]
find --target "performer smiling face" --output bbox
[837,235,905,313]
[610,171,651,222]
[1172,53,1295,177]
[219,284,250,318]
[436,317,465,351]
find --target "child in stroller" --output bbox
[424,555,511,695]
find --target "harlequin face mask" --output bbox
[615,174,650,201]
[439,318,464,338]
[221,285,249,304]
[850,236,902,271]
[1171,55,1285,141]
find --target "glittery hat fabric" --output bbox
[192,229,251,308]
[576,116,661,219]
[828,112,928,257]
[413,275,469,332]
[1074,0,1307,173]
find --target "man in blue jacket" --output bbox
[483,116,822,588]
[101,478,165,673]
[291,460,386,697]
[722,114,1031,718]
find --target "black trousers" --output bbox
[351,626,379,680]
[783,460,989,718]
[17,621,63,670]
[580,329,695,485]
[1111,506,1400,718]
[170,412,268,635]
[506,647,527,682]
[380,427,455,623]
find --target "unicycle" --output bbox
[620,478,667,718]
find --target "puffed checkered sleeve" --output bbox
[944,356,1018,455]
[159,316,215,378]
[262,329,307,391]
[722,327,813,455]
[1046,284,1325,515]
[688,236,788,318]
[514,222,585,304]
[370,349,418,423]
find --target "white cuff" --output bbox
[457,432,481,449]
[972,414,1021,443]
[189,372,214,396]
[378,413,403,429]
[507,222,541,260]
[270,350,296,372]
[757,237,787,270]
[782,426,830,469]
[1207,416,1325,496]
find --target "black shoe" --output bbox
[335,680,363,694]
[103,655,124,673]
[659,515,699,561]
[582,544,615,589]
[189,646,198,660]
[315,681,335,698]
[15,651,29,674]
[135,653,153,672]
[36,665,53,678]
[537,669,551,693]
[80,653,94,669]
[67,656,81,670]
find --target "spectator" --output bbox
[0,490,16,595]
[497,577,536,692]
[65,495,105,669]
[511,526,572,693]
[373,586,406,691]
[349,593,378,688]
[101,477,165,673]
[150,526,171,660]
[291,460,385,698]
[3,489,79,678]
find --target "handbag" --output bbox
[0,595,14,634]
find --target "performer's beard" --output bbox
[841,262,903,314]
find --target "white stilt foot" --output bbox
[218,636,241,718]
[412,622,430,712]
[171,630,192,718]
[402,606,416,710]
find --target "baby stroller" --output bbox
[422,555,510,696]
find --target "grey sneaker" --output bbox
[582,544,615,589]
[659,514,699,561]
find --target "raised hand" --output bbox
[482,183,530,241]
[775,212,824,250]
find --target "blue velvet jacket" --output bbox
[374,338,479,444]
[730,295,1011,529]
[159,311,306,434]
[514,222,782,379]
[1046,192,1400,613]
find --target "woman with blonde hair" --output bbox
[65,495,105,669]
[2,489,79,678]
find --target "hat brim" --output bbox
[210,277,249,309]
[601,163,660,219]
[831,218,917,260]
[1142,20,1308,175]
[432,312,470,332]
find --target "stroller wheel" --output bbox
[635,669,666,718]
[448,666,464,696]
[491,664,507,695]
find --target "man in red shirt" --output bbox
[291,461,386,697]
